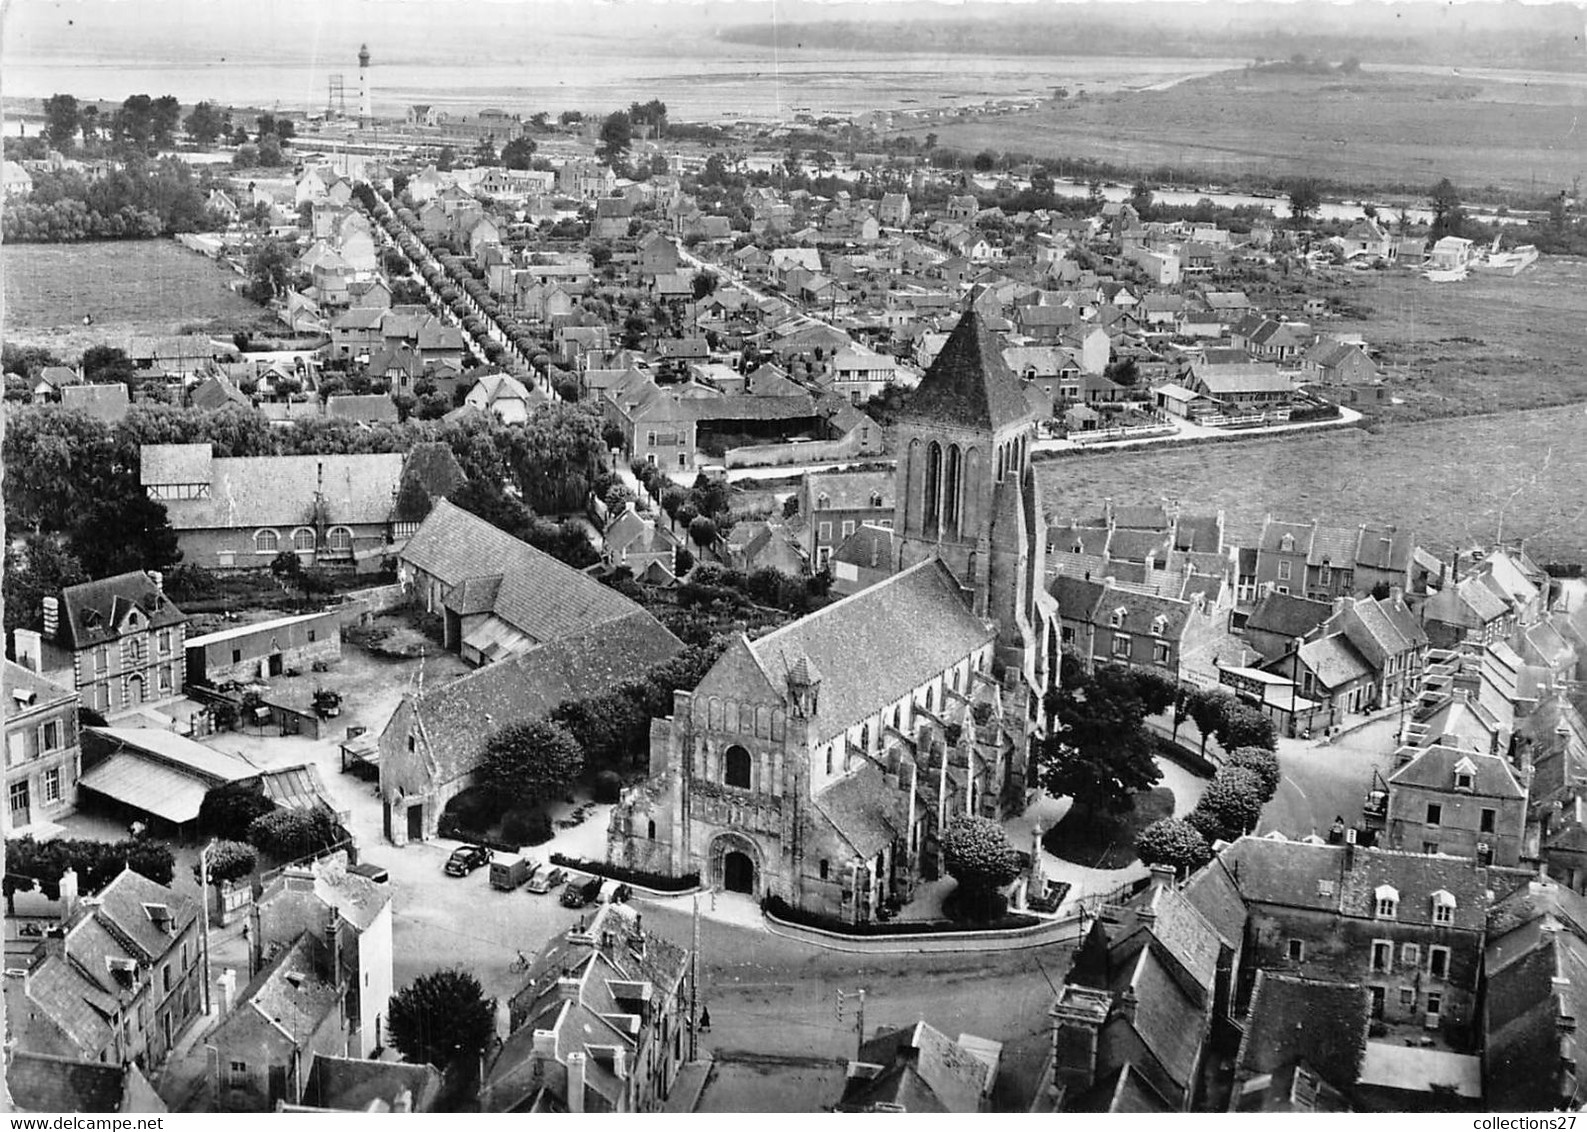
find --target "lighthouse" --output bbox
[357,44,371,128]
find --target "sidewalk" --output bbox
[636,888,768,932]
[662,1059,713,1113]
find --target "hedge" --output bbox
[549,854,700,891]
[760,894,1041,936]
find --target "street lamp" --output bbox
[199,839,215,1016]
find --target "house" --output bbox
[1263,634,1376,723]
[287,1054,442,1113]
[1239,591,1334,659]
[405,103,447,127]
[1427,236,1475,272]
[3,158,35,197]
[1420,576,1518,650]
[5,1052,166,1114]
[1049,576,1211,682]
[603,502,682,580]
[1309,593,1430,712]
[1342,218,1393,261]
[945,194,978,222]
[3,867,203,1070]
[1037,867,1221,1112]
[127,335,229,379]
[1185,362,1292,410]
[250,853,393,1059]
[462,371,533,423]
[324,393,399,424]
[828,524,898,597]
[329,307,388,359]
[140,443,405,571]
[836,1020,999,1112]
[827,347,897,405]
[183,609,342,686]
[3,661,81,838]
[1251,516,1414,603]
[1383,744,1527,865]
[877,192,912,227]
[11,570,188,719]
[716,519,808,578]
[482,901,692,1113]
[1303,338,1379,387]
[800,468,893,571]
[208,934,347,1111]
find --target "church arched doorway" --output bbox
[723,851,755,894]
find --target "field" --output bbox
[904,68,1587,195]
[1035,403,1587,565]
[2,240,271,358]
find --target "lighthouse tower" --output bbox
[357,44,372,128]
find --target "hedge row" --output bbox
[760,894,1041,937]
[549,853,700,892]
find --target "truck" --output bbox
[560,873,604,908]
[490,854,534,892]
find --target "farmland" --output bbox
[903,67,1587,197]
[2,240,271,358]
[1035,403,1587,565]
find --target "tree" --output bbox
[1224,746,1281,802]
[198,782,277,839]
[1192,767,1266,842]
[1129,181,1155,219]
[1186,687,1236,759]
[247,807,345,860]
[43,93,80,151]
[244,238,293,304]
[150,96,182,149]
[1429,177,1464,240]
[3,536,86,651]
[597,111,633,166]
[474,136,498,166]
[1039,659,1163,822]
[1287,179,1322,228]
[194,840,257,887]
[81,345,137,389]
[70,492,182,578]
[1215,703,1277,753]
[388,969,496,1070]
[436,146,456,172]
[688,515,718,548]
[941,815,1022,919]
[257,135,284,168]
[183,101,225,146]
[500,136,537,169]
[480,718,584,809]
[1135,817,1212,876]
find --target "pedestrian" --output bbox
[699,1006,711,1032]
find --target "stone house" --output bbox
[1384,744,1527,866]
[800,468,894,571]
[3,660,82,837]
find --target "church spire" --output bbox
[900,305,1036,432]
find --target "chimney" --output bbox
[1049,985,1110,1094]
[1149,864,1176,891]
[566,1052,587,1114]
[42,597,59,639]
[149,570,163,594]
[59,868,79,918]
[218,968,238,1018]
[391,1090,413,1113]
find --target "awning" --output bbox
[461,615,536,662]
[78,753,211,824]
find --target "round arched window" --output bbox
[327,526,353,552]
[255,528,279,554]
[293,527,316,552]
[724,745,751,789]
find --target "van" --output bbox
[561,874,604,909]
[490,854,533,892]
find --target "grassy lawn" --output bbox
[898,68,1585,195]
[1043,786,1175,871]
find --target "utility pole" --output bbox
[836,988,866,1059]
[688,892,701,1061]
[199,839,214,1016]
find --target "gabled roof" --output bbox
[300,1054,443,1112]
[141,444,404,532]
[815,760,908,859]
[839,1019,991,1112]
[5,1052,156,1114]
[56,571,187,650]
[831,524,897,571]
[1292,634,1373,689]
[1388,743,1524,799]
[1235,973,1368,1096]
[1246,591,1332,641]
[899,307,1035,432]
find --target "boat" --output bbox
[1471,235,1539,275]
[1422,265,1468,283]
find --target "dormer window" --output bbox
[1431,889,1456,926]
[1151,615,1168,636]
[1110,607,1128,629]
[1279,533,1295,553]
[1453,757,1477,791]
[869,491,884,508]
[1375,884,1399,919]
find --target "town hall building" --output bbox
[607,308,1058,922]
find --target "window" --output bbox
[723,745,751,789]
[327,527,353,553]
[825,747,833,775]
[1319,564,1332,586]
[1371,940,1392,972]
[647,819,656,840]
[1277,559,1292,581]
[292,527,316,552]
[1400,987,1416,1009]
[1287,939,1304,962]
[1425,803,1442,826]
[869,491,883,508]
[1429,947,1450,979]
[159,667,171,692]
[1109,607,1128,628]
[232,649,242,664]
[1401,943,1420,966]
[254,528,279,554]
[819,859,830,880]
[816,493,830,510]
[1061,626,1075,645]
[1112,635,1132,658]
[42,721,60,751]
[646,431,657,447]
[9,780,30,817]
[1455,771,1474,791]
[1480,808,1496,834]
[229,1061,248,1088]
[1432,890,1456,925]
[407,735,416,753]
[95,646,109,673]
[1153,641,1172,666]
[817,522,832,543]
[308,630,317,643]
[6,732,24,768]
[158,630,171,655]
[43,768,61,804]
[1423,841,1440,855]
[1369,986,1385,1019]
[1426,991,1443,1019]
[841,520,856,539]
[1375,885,1398,919]
[129,637,146,664]
[163,964,171,993]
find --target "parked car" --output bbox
[560,874,603,908]
[348,861,389,884]
[598,880,633,904]
[525,867,568,895]
[444,845,493,877]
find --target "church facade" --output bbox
[607,309,1059,922]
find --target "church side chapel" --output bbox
[608,304,1061,923]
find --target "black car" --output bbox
[560,874,603,908]
[444,845,492,877]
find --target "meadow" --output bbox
[2,240,268,356]
[1035,403,1587,565]
[907,68,1587,196]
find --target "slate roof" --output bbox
[92,866,201,962]
[1117,944,1205,1100]
[1236,973,1369,1095]
[839,1020,991,1113]
[1484,917,1587,1110]
[743,558,992,739]
[806,468,892,511]
[1295,634,1373,689]
[900,307,1035,432]
[55,571,187,650]
[389,611,681,787]
[300,1054,442,1112]
[814,761,908,858]
[3,659,77,709]
[1050,575,1107,622]
[5,1052,141,1113]
[141,444,404,532]
[832,524,896,571]
[402,499,651,644]
[188,374,251,411]
[60,383,130,421]
[230,933,340,1047]
[1389,744,1525,800]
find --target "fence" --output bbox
[334,583,408,629]
[1070,423,1178,445]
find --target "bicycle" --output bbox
[510,950,530,974]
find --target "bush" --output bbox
[441,785,501,834]
[1135,817,1212,876]
[199,782,276,839]
[1224,746,1282,801]
[247,807,345,861]
[500,806,553,847]
[592,770,623,803]
[1191,766,1267,843]
[761,894,1041,936]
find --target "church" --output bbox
[607,309,1059,922]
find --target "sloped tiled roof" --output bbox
[142,444,403,532]
[56,571,187,650]
[814,761,907,858]
[5,1052,140,1113]
[1389,743,1524,799]
[900,307,1035,432]
[1295,634,1373,688]
[1236,972,1369,1093]
[744,559,991,739]
[840,1020,990,1112]
[300,1054,442,1112]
